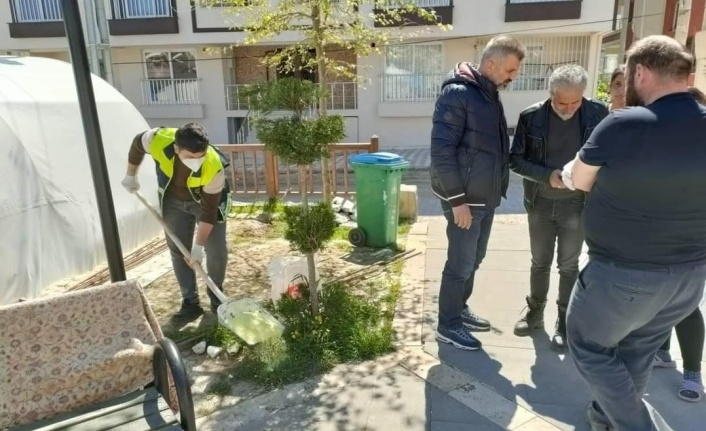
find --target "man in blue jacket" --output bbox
[430,35,525,351]
[509,65,608,352]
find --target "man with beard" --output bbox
[509,65,608,352]
[563,35,706,431]
[430,35,525,351]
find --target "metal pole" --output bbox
[94,0,115,85]
[60,0,126,281]
[82,0,101,76]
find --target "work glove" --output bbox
[561,160,576,191]
[190,244,204,267]
[121,175,140,193]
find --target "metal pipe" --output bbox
[82,0,101,76]
[94,0,114,85]
[60,0,126,282]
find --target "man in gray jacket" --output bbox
[430,35,525,351]
[509,65,608,352]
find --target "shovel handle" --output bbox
[134,191,228,304]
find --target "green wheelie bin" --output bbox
[348,152,409,248]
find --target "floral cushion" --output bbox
[0,280,165,429]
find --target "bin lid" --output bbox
[349,152,406,165]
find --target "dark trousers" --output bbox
[438,201,495,329]
[527,196,585,309]
[660,307,704,372]
[162,196,228,306]
[567,258,706,431]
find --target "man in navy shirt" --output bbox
[564,35,706,431]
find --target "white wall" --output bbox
[632,0,667,39]
[357,33,601,148]
[1,0,617,51]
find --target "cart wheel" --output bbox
[348,228,366,247]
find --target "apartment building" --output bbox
[1,0,614,148]
[600,0,706,84]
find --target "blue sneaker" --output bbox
[462,307,491,331]
[436,326,482,351]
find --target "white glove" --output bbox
[561,160,576,191]
[121,175,140,193]
[190,244,204,266]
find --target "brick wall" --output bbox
[233,45,356,84]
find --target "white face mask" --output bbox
[180,156,206,172]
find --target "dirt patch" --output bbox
[147,214,399,335]
[146,213,407,418]
[44,211,407,420]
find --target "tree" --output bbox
[210,0,449,202]
[244,78,345,314]
[594,73,611,104]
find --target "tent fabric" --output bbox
[0,56,162,304]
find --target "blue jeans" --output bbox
[162,196,228,305]
[528,196,585,309]
[438,201,495,329]
[567,258,706,431]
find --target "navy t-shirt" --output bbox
[579,92,706,269]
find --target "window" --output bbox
[115,0,172,19]
[475,35,591,92]
[273,49,318,82]
[145,50,197,80]
[143,50,200,105]
[382,43,444,102]
[510,45,548,91]
[672,1,680,31]
[11,0,63,22]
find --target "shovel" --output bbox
[133,191,283,344]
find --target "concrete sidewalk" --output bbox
[418,213,706,431]
[197,172,706,430]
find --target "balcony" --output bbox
[504,0,582,23]
[225,82,358,111]
[379,73,445,103]
[109,0,178,36]
[8,0,65,38]
[142,79,200,105]
[374,0,453,27]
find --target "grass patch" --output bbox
[394,218,414,251]
[398,219,413,236]
[231,198,285,216]
[331,240,353,253]
[331,225,352,241]
[205,377,233,396]
[231,280,398,388]
[207,322,241,348]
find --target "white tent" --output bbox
[0,56,162,304]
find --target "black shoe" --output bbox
[551,307,567,352]
[436,326,482,351]
[514,296,546,337]
[172,300,203,322]
[461,307,491,331]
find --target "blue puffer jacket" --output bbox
[430,62,511,209]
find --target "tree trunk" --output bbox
[299,165,319,315]
[312,5,333,203]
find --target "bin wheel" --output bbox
[348,228,366,247]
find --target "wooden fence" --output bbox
[215,136,379,198]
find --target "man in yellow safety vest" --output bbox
[122,123,231,320]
